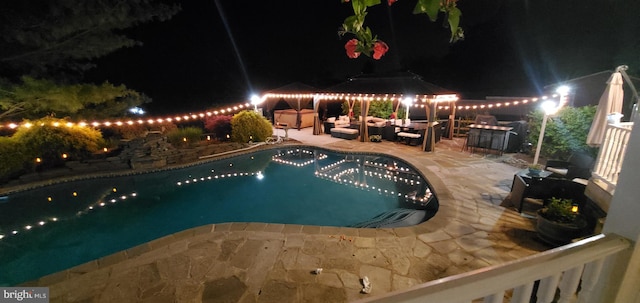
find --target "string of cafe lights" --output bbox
[262,92,459,104]
[0,91,563,130]
[262,92,561,113]
[262,91,568,119]
[436,93,564,111]
[0,103,252,130]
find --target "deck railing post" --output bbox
[537,273,562,303]
[576,258,605,303]
[557,265,585,303]
[592,123,633,192]
[511,282,535,303]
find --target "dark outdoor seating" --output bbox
[545,151,595,180]
[509,174,587,214]
[367,124,384,136]
[397,129,425,146]
[382,125,399,141]
[330,127,359,140]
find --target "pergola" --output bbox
[260,72,458,152]
[261,82,318,131]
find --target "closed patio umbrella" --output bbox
[586,71,624,147]
[312,97,321,135]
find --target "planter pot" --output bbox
[369,135,382,143]
[535,210,588,247]
[528,168,542,176]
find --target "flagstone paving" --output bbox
[23,130,550,303]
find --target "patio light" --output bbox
[556,85,570,97]
[402,97,413,121]
[533,99,562,165]
[251,94,263,111]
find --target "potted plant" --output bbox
[528,163,543,176]
[536,197,588,246]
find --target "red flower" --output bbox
[388,0,397,6]
[372,41,389,60]
[345,39,360,59]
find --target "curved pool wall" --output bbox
[0,145,439,286]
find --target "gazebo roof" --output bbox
[265,82,318,96]
[325,71,456,96]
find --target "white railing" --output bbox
[592,122,634,192]
[355,233,629,303]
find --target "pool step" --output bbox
[351,208,427,228]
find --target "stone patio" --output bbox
[19,128,550,302]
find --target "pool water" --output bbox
[0,146,437,285]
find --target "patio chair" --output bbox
[545,151,595,181]
[509,174,542,214]
[509,174,588,214]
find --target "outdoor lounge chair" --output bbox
[545,151,595,182]
[330,127,359,139]
[397,129,425,146]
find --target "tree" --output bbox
[0,0,180,78]
[0,136,28,182]
[339,0,463,59]
[0,77,149,120]
[528,106,597,160]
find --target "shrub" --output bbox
[368,99,392,118]
[528,105,597,160]
[166,127,203,147]
[0,136,28,181]
[342,100,405,119]
[106,121,178,140]
[12,117,104,169]
[540,197,580,223]
[204,115,232,140]
[231,110,272,142]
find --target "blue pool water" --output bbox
[0,146,437,285]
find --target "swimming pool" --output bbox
[0,146,438,285]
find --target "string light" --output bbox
[441,94,559,111]
[0,103,251,130]
[2,90,558,130]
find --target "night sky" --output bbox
[85,0,640,115]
